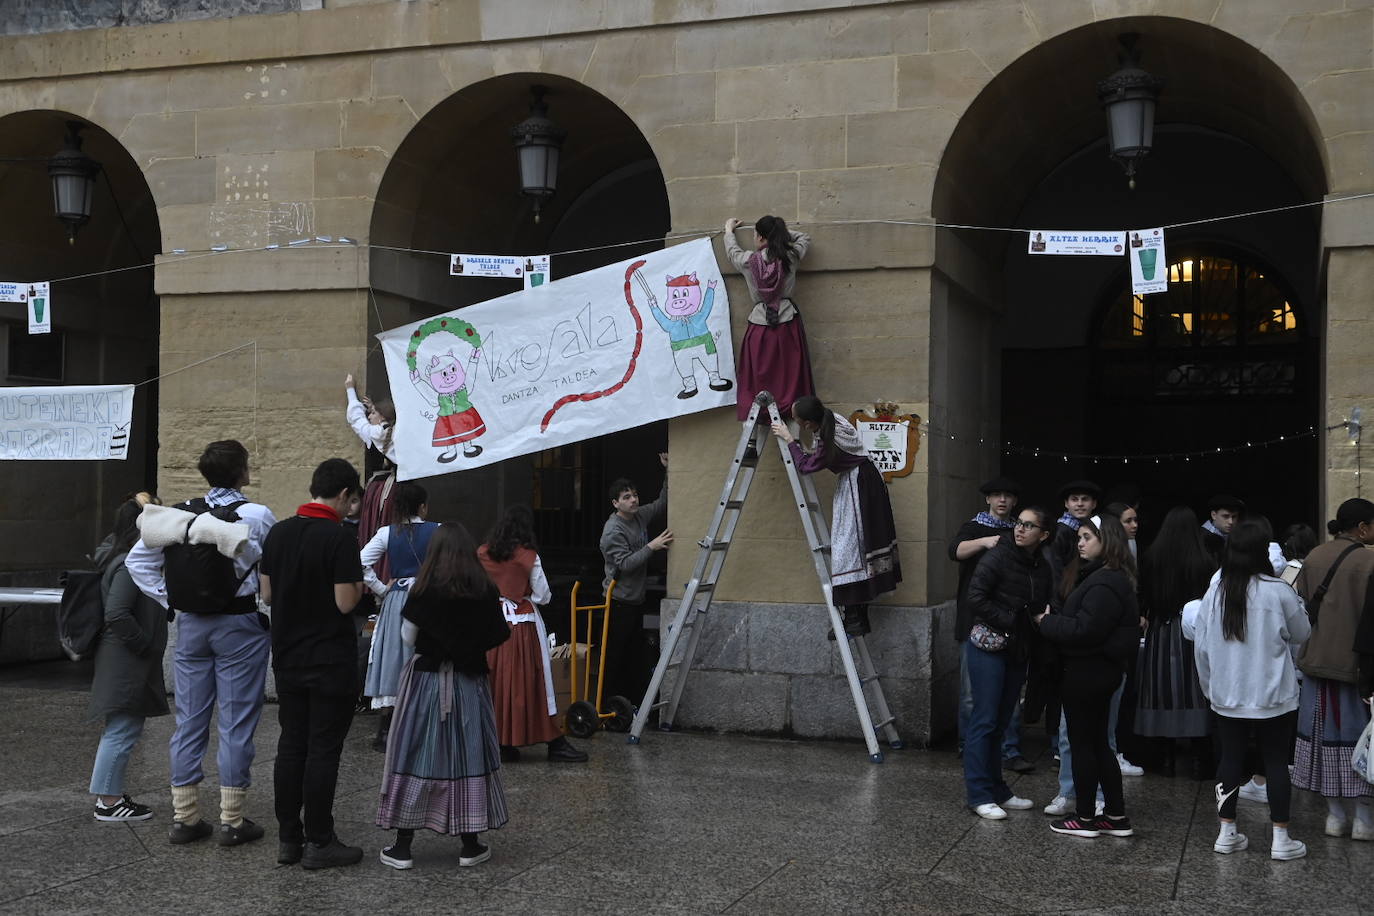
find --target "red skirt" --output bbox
[486,621,562,747]
[432,406,485,447]
[359,471,396,581]
[736,315,816,421]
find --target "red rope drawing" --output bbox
[539,259,645,432]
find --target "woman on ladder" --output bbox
[770,394,901,636]
[361,482,437,750]
[345,373,399,576]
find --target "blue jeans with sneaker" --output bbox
[1057,674,1124,800]
[963,641,1027,808]
[959,644,1023,759]
[90,712,146,797]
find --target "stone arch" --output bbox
[366,73,669,576]
[0,109,161,574]
[926,17,1329,593]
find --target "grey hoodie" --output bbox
[1191,575,1311,719]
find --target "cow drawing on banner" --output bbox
[407,316,486,463]
[639,270,733,400]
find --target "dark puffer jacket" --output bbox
[1038,564,1139,669]
[966,538,1054,658]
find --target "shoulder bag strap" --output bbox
[1309,542,1364,627]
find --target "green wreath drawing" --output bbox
[406,315,483,376]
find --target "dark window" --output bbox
[6,324,65,381]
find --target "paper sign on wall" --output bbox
[449,253,528,278]
[523,255,551,290]
[381,237,734,481]
[1128,228,1168,295]
[1027,230,1126,256]
[0,384,134,460]
[27,282,51,334]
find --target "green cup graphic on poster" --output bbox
[32,297,44,324]
[1138,248,1158,280]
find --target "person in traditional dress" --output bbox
[344,374,398,584]
[770,394,901,636]
[375,523,510,870]
[360,482,437,751]
[724,214,814,424]
[479,505,587,763]
[1292,498,1374,839]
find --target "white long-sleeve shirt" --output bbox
[125,490,276,610]
[346,388,396,462]
[360,519,427,597]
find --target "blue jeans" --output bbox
[1057,673,1124,799]
[170,612,270,788]
[90,712,146,797]
[963,641,1027,807]
[959,644,1023,758]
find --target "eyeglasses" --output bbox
[1014,520,1042,531]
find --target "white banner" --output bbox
[0,282,28,303]
[0,384,134,460]
[1129,228,1168,295]
[381,237,734,480]
[449,253,527,278]
[1028,230,1125,256]
[27,282,51,334]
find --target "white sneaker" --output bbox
[1271,836,1307,860]
[1214,831,1248,854]
[974,803,1007,820]
[1043,795,1072,816]
[1353,819,1374,841]
[1238,779,1268,804]
[1116,753,1144,777]
[1326,814,1349,837]
[1001,796,1034,810]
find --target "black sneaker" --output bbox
[458,843,491,867]
[302,836,364,870]
[94,795,152,822]
[547,736,588,763]
[379,845,413,870]
[278,841,303,865]
[1049,816,1100,838]
[500,745,521,763]
[168,819,214,845]
[218,818,265,847]
[1003,755,1036,774]
[1094,815,1134,837]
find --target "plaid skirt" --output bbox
[376,657,509,835]
[1292,675,1374,798]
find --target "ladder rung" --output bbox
[724,499,745,509]
[696,583,715,594]
[872,716,895,730]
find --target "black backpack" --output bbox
[57,567,105,661]
[163,499,255,613]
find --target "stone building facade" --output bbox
[1,0,1369,744]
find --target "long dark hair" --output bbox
[411,522,491,600]
[108,499,144,562]
[754,215,796,275]
[1095,515,1137,582]
[390,482,427,529]
[486,504,537,563]
[1142,506,1216,621]
[792,394,835,465]
[1219,520,1274,642]
[1280,523,1317,561]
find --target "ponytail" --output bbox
[754,215,796,276]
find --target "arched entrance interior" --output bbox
[369,74,671,588]
[930,18,1326,564]
[0,111,160,577]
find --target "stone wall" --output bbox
[0,0,303,36]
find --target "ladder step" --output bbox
[872,716,895,730]
[724,500,745,510]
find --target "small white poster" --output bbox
[0,282,28,303]
[449,253,527,279]
[0,384,134,460]
[1128,228,1167,295]
[523,255,551,290]
[1028,230,1126,256]
[27,282,51,335]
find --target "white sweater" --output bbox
[1192,575,1311,719]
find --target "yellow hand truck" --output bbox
[566,580,635,737]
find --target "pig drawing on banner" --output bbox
[640,270,733,400]
[407,316,486,462]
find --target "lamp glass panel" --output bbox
[1108,100,1145,154]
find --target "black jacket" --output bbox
[966,539,1054,657]
[1039,564,1139,668]
[949,519,1013,642]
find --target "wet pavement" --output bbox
[1,659,1369,915]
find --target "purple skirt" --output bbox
[736,315,816,421]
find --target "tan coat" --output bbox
[1294,537,1374,683]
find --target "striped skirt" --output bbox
[376,657,508,835]
[1134,616,1212,738]
[1292,675,1374,798]
[364,585,414,705]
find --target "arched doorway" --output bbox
[0,111,160,577]
[931,19,1326,549]
[368,74,670,585]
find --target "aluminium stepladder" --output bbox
[626,391,903,762]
